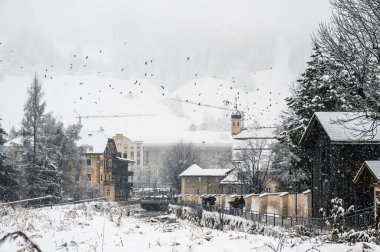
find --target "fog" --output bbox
[0,0,332,142]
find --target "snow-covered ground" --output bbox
[0,202,379,252]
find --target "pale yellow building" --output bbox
[113,133,143,188]
[179,164,232,195]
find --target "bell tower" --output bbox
[231,111,244,135]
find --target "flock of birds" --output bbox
[0,41,283,124]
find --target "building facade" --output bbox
[112,134,143,188]
[179,164,232,195]
[79,132,134,201]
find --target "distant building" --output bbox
[179,164,232,195]
[112,133,143,188]
[79,132,134,201]
[300,112,380,217]
[229,111,278,194]
[142,142,232,190]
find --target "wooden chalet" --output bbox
[300,112,380,217]
[354,161,380,218]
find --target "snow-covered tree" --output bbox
[161,141,201,193]
[20,75,62,199]
[278,44,361,187]
[316,0,380,127]
[0,121,19,201]
[233,139,273,193]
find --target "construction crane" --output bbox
[169,97,238,112]
[74,110,156,124]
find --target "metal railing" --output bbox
[174,203,375,233]
[0,196,107,209]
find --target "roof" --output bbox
[233,127,277,140]
[4,136,23,147]
[220,169,243,184]
[300,112,380,145]
[116,157,135,163]
[353,161,380,183]
[179,164,232,177]
[78,131,110,154]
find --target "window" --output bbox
[106,189,110,196]
[198,177,202,182]
[137,159,140,165]
[75,174,80,181]
[196,189,200,194]
[214,190,218,194]
[87,159,91,166]
[232,122,235,126]
[123,153,127,158]
[117,152,122,157]
[237,122,240,126]
[231,187,237,194]
[131,151,134,157]
[101,160,104,167]
[86,174,92,181]
[100,174,103,181]
[144,151,148,165]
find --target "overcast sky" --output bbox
[0,0,332,143]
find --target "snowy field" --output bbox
[0,202,379,252]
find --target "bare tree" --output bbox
[233,139,273,194]
[315,0,380,124]
[161,141,201,193]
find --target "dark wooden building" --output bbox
[300,112,380,217]
[354,161,380,218]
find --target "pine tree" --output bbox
[0,121,20,201]
[277,43,361,187]
[20,75,62,199]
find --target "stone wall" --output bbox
[179,190,312,218]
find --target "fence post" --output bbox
[265,213,268,225]
[290,216,293,226]
[281,215,284,227]
[273,214,276,226]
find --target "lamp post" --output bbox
[289,168,298,219]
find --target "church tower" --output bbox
[231,111,244,135]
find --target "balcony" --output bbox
[103,180,116,186]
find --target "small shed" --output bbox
[354,161,380,217]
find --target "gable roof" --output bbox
[300,112,380,145]
[179,164,232,177]
[233,127,277,140]
[354,161,380,183]
[220,169,243,184]
[79,131,110,154]
[4,136,23,147]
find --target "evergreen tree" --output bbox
[20,75,61,198]
[277,43,361,187]
[0,121,20,201]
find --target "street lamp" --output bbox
[289,168,298,219]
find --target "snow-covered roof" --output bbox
[78,131,110,154]
[116,157,135,163]
[220,169,243,184]
[301,112,380,144]
[179,164,232,177]
[233,127,277,140]
[4,136,22,147]
[354,160,380,183]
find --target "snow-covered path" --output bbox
[0,203,379,252]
